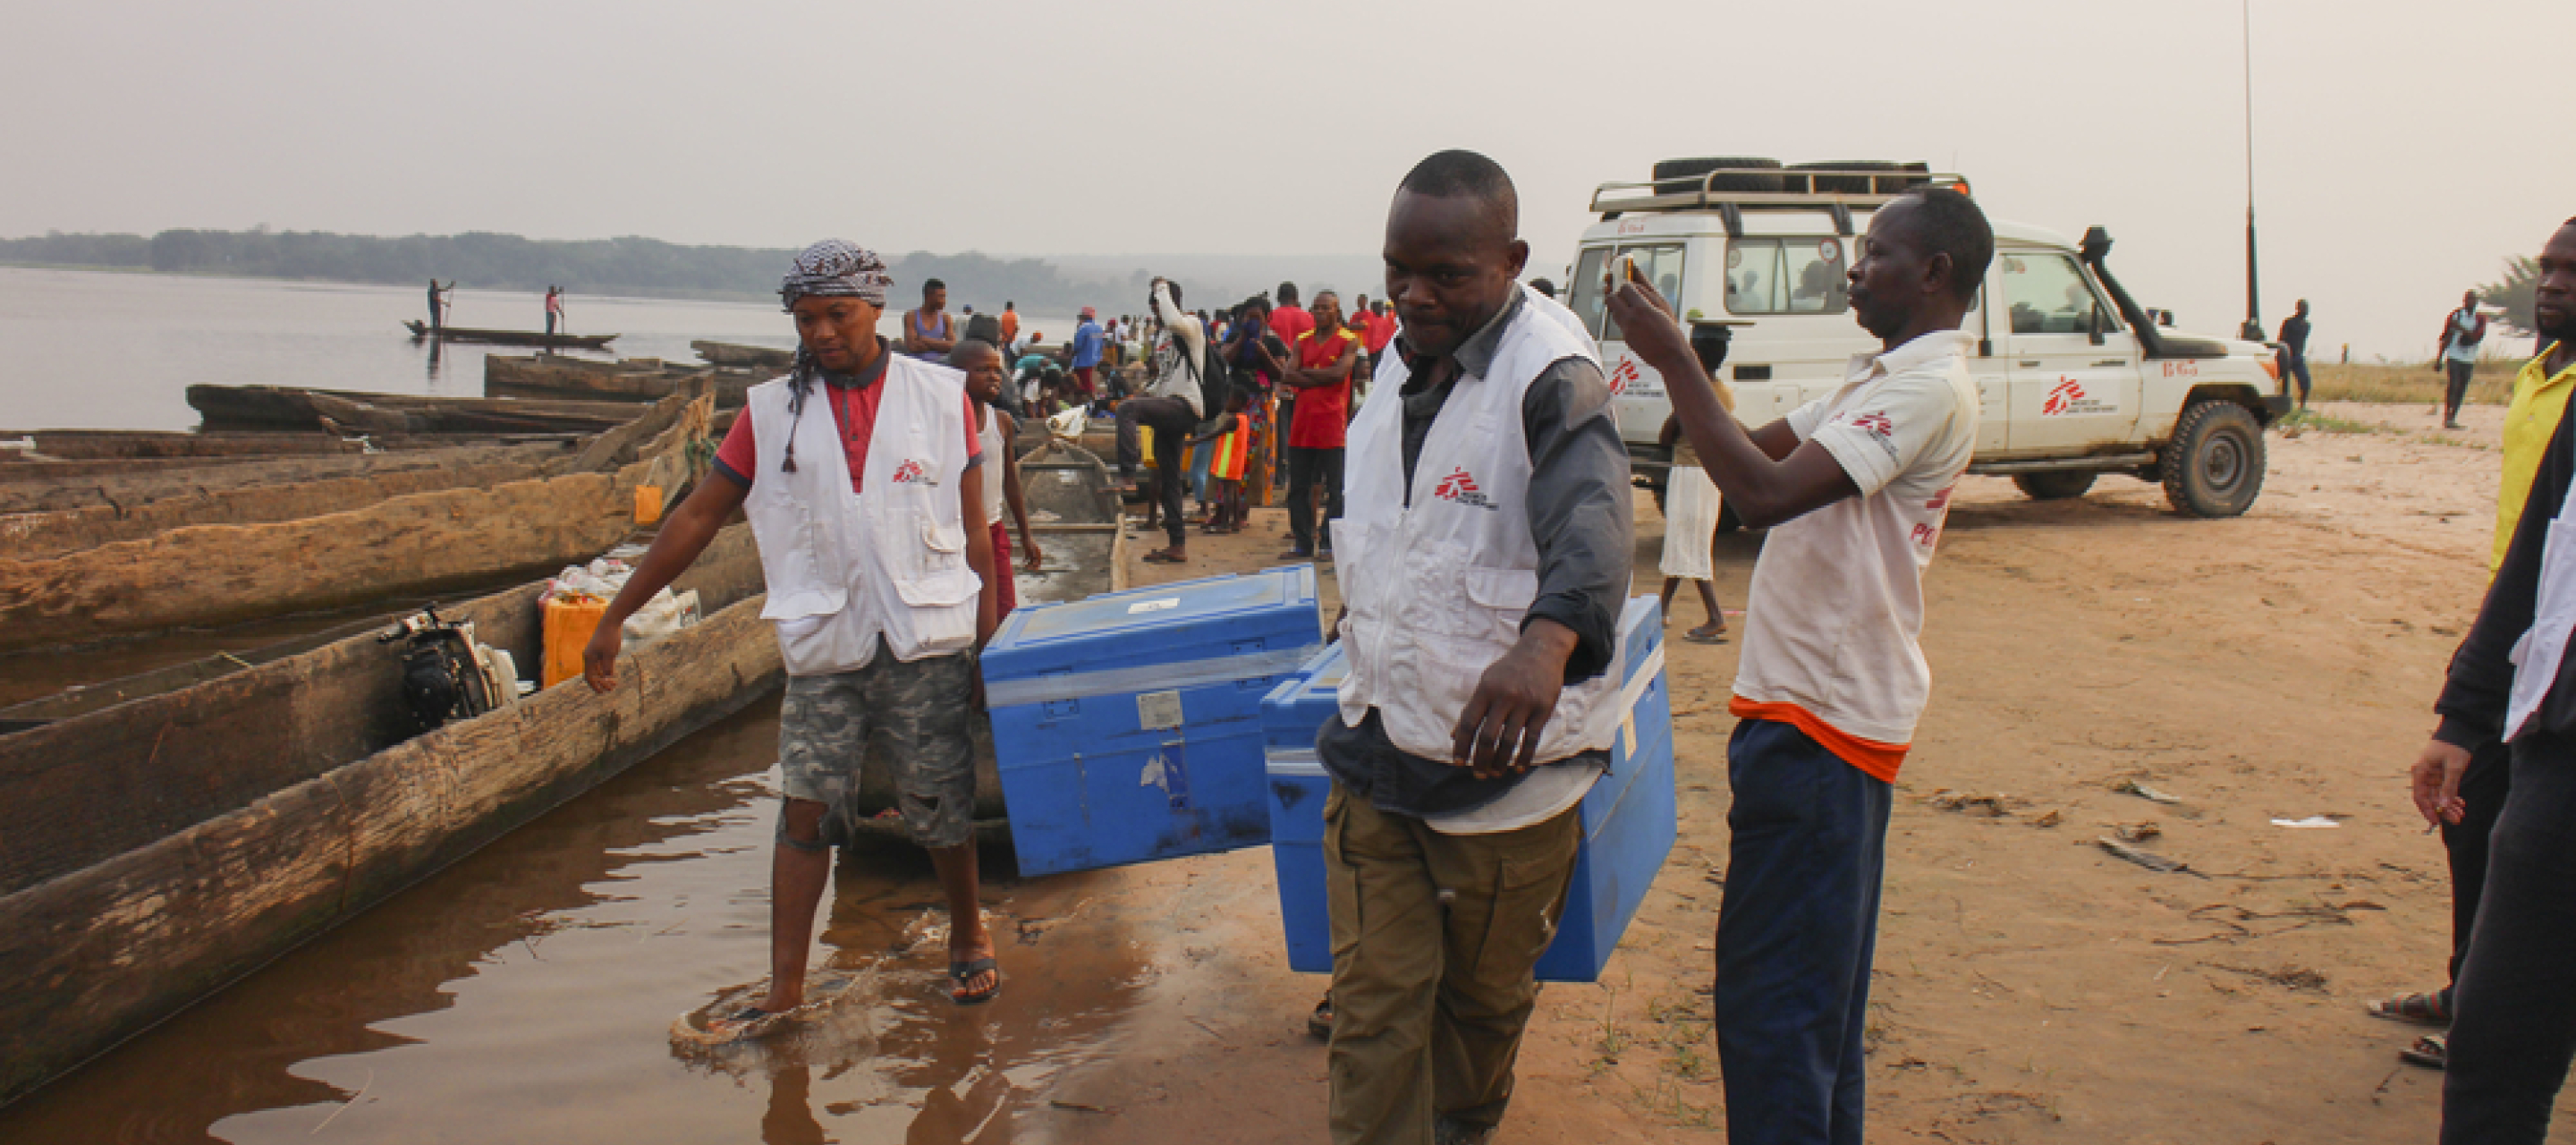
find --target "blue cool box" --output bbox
[980,566,1322,877]
[1261,596,1675,981]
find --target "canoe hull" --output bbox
[1,392,711,652]
[404,321,616,350]
[0,532,777,1108]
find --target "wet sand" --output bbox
[11,414,2576,1142]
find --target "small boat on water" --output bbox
[691,339,795,370]
[190,385,643,436]
[403,321,617,350]
[486,353,755,408]
[0,388,716,653]
[0,522,772,1109]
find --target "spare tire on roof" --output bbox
[1650,157,1784,195]
[1877,161,1932,194]
[1786,160,1901,195]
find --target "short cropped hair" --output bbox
[923,277,946,295]
[1897,189,1993,304]
[951,336,1001,364]
[1277,281,1300,304]
[1397,149,1519,232]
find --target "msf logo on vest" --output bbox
[1434,467,1498,511]
[889,459,939,488]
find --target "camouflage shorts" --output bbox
[777,644,978,850]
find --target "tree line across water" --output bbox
[0,228,1157,314]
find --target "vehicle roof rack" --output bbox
[1590,167,1970,238]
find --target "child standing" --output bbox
[1658,412,1728,644]
[1188,388,1254,533]
[955,339,1045,609]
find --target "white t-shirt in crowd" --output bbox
[979,404,1008,523]
[1730,329,1979,779]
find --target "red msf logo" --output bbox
[1607,358,1643,394]
[2042,377,2085,416]
[889,459,934,485]
[1433,467,1497,510]
[1850,411,1894,439]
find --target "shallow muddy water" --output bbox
[0,698,1161,1144]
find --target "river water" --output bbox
[0,267,1087,431]
[0,270,1152,1142]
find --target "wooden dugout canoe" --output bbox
[402,320,617,350]
[691,339,796,370]
[0,522,774,1109]
[485,353,755,408]
[0,439,579,515]
[188,385,642,436]
[0,388,715,653]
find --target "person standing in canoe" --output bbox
[544,286,565,336]
[584,239,1004,1029]
[426,279,453,331]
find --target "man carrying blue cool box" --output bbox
[1319,149,1633,1145]
[581,240,1004,1032]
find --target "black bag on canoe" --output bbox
[382,606,495,735]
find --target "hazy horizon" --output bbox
[6,0,2571,358]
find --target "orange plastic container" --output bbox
[541,598,610,688]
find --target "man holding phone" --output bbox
[1606,186,1992,1145]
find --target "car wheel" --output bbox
[2012,471,2097,501]
[2162,400,2265,517]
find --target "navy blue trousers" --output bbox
[2444,730,2576,1143]
[1714,717,1893,1145]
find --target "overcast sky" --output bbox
[4,0,2568,357]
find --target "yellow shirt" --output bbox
[2496,343,2576,570]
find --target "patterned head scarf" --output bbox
[778,239,892,310]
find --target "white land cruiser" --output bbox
[1563,157,2292,520]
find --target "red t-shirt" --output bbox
[1360,310,1396,354]
[1287,328,1358,449]
[713,367,982,493]
[1268,305,1314,349]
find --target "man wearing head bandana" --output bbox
[583,239,1006,1023]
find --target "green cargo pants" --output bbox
[1323,782,1582,1145]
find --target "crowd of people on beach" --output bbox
[549,137,2576,1145]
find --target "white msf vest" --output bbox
[1333,289,1618,764]
[742,354,981,674]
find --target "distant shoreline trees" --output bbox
[0,228,1156,313]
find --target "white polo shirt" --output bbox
[1729,330,1979,781]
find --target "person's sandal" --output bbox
[2401,1033,2447,1069]
[950,958,1002,1006]
[1306,997,1334,1041]
[2368,990,2451,1026]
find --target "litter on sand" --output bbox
[2097,836,2202,876]
[2270,816,2342,828]
[2116,780,2184,805]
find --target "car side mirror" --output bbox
[2089,305,2107,346]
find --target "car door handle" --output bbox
[2018,360,2041,368]
[2092,359,2125,368]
